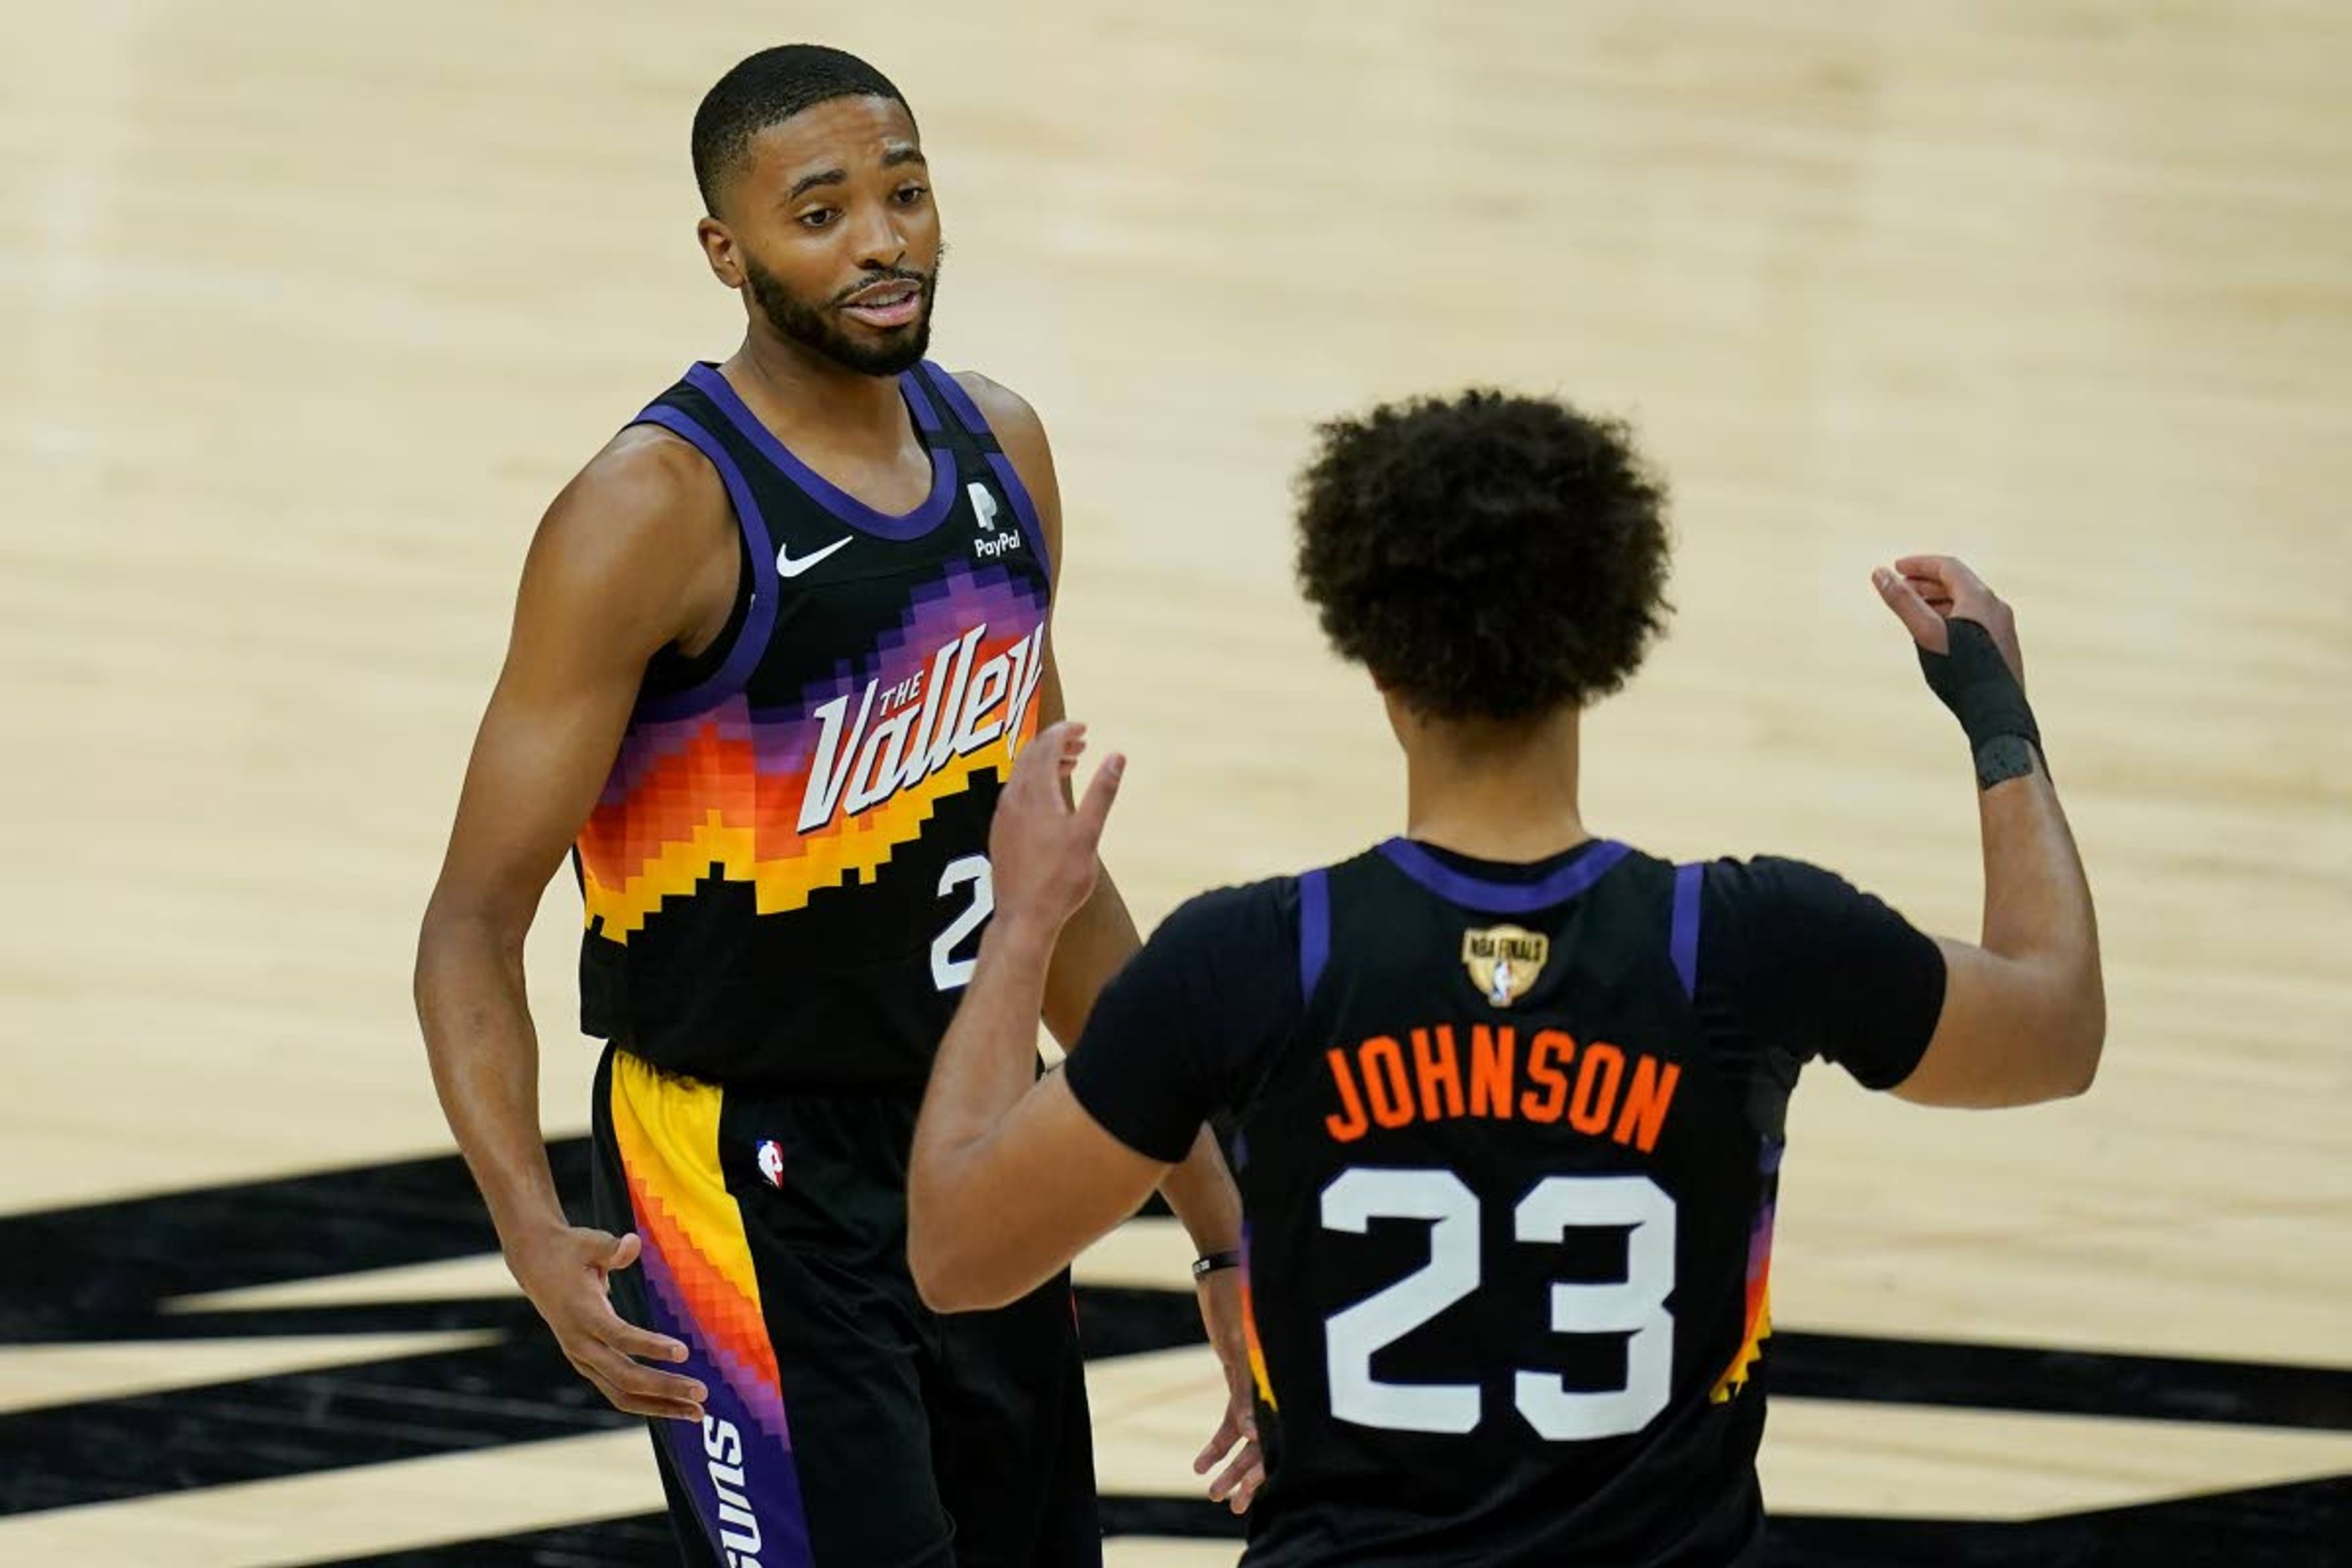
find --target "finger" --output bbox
[1013,721,1082,806]
[1934,555,1991,598]
[1074,753,1125,839]
[576,1340,709,1407]
[601,1231,642,1273]
[593,1376,705,1422]
[1229,1459,1267,1514]
[611,1390,706,1422]
[1872,567,1949,652]
[1891,554,1958,589]
[569,1358,702,1422]
[1208,1443,1264,1508]
[595,1308,692,1365]
[1194,1415,1243,1474]
[1903,573,1953,607]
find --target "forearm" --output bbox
[1045,870,1240,1250]
[413,909,566,1248]
[909,916,1061,1289]
[1976,757,2103,1039]
[1042,867,1139,1046]
[1161,1129,1243,1251]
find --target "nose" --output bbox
[850,202,908,273]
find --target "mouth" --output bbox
[839,279,925,330]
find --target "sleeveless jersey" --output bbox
[1233,842,1776,1567]
[572,361,1054,1091]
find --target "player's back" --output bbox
[1234,837,1772,1567]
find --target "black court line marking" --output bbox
[4,1144,2345,1560]
[291,1479,2351,1568]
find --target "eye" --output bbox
[893,184,929,205]
[798,208,839,229]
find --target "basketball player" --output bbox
[907,391,2103,1564]
[413,46,1259,1567]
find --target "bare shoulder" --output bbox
[950,369,1047,449]
[531,426,726,581]
[952,369,1059,484]
[519,424,734,648]
[950,371,1060,555]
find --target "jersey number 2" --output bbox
[930,856,995,990]
[1320,1168,1676,1441]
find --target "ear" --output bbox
[698,216,744,290]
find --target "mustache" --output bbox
[830,267,933,307]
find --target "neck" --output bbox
[1396,701,1591,863]
[728,331,908,442]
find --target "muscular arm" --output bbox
[1874,558,2105,1108]
[958,372,1243,1254]
[413,431,734,1421]
[1901,755,2104,1106]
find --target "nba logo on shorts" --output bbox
[755,1139,785,1189]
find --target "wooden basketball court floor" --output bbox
[2,1,2347,1562]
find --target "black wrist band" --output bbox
[1972,734,2040,791]
[1193,1250,1242,1279]
[1918,618,2044,790]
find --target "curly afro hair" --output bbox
[1294,390,1672,723]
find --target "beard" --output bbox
[742,249,941,376]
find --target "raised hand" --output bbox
[988,720,1125,936]
[1872,554,2025,688]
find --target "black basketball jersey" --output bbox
[573,361,1054,1091]
[1231,840,1774,1567]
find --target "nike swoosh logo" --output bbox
[776,535,853,578]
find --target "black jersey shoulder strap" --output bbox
[911,361,1055,578]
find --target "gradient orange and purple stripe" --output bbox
[609,1054,810,1565]
[578,564,1048,940]
[1709,1137,1781,1403]
[1238,1222,1277,1411]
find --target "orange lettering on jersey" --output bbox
[1469,1025,1515,1118]
[1613,1056,1681,1153]
[1521,1029,1575,1121]
[1360,1036,1415,1129]
[1411,1027,1466,1121]
[1322,1023,1682,1151]
[1325,1049,1371,1143]
[1569,1042,1626,1136]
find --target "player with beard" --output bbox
[415,45,1259,1567]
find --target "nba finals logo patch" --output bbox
[1462,925,1549,1008]
[756,1139,785,1189]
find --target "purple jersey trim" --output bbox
[1375,837,1634,914]
[625,405,780,722]
[900,367,943,432]
[1298,869,1332,1000]
[922,363,1054,580]
[1671,862,1704,1000]
[684,363,958,541]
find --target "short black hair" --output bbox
[1294,390,1672,723]
[692,45,916,217]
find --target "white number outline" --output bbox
[1316,1167,1677,1441]
[1321,1169,1482,1433]
[930,855,994,990]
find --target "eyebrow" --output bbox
[786,168,848,203]
[784,146,928,204]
